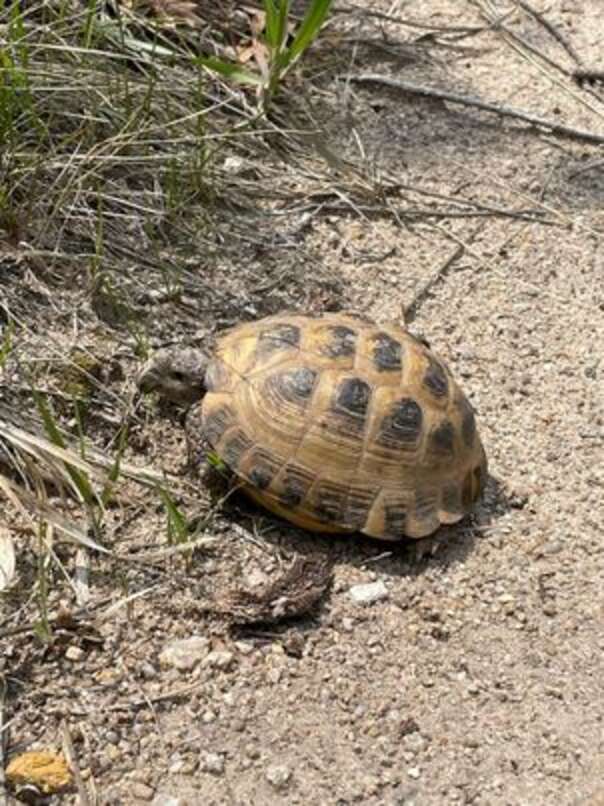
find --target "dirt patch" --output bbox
[1,1,603,805]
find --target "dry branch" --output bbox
[349,74,604,145]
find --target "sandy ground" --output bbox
[1,1,603,804]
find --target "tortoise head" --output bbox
[137,347,208,405]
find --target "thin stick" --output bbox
[516,0,583,66]
[349,75,604,145]
[107,680,205,711]
[335,4,516,35]
[61,720,91,806]
[404,245,465,325]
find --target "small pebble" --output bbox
[105,744,120,762]
[349,580,389,605]
[265,763,291,789]
[131,782,155,800]
[407,767,421,779]
[65,646,85,662]
[201,752,225,775]
[140,662,157,680]
[159,637,210,671]
[542,540,564,556]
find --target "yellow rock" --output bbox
[6,750,72,794]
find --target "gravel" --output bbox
[2,2,603,805]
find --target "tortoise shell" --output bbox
[190,313,487,540]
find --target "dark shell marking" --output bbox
[320,325,357,358]
[258,324,301,354]
[372,332,402,372]
[332,377,371,418]
[344,485,379,529]
[265,367,317,408]
[279,462,315,508]
[377,398,423,449]
[312,479,347,522]
[430,420,455,455]
[221,429,253,467]
[203,406,235,446]
[247,447,281,490]
[384,500,407,538]
[414,489,437,521]
[423,358,449,398]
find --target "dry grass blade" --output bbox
[73,548,91,607]
[472,0,604,121]
[0,417,163,490]
[60,720,91,806]
[0,475,109,554]
[96,585,163,622]
[0,419,103,496]
[0,528,16,593]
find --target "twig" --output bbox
[359,551,393,566]
[107,680,204,711]
[60,720,90,806]
[404,245,465,325]
[349,75,604,145]
[335,4,515,35]
[516,0,583,66]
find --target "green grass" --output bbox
[198,0,334,106]
[0,0,336,628]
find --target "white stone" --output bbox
[159,636,210,671]
[201,752,225,775]
[265,763,291,789]
[349,580,389,605]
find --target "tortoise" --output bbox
[137,313,487,540]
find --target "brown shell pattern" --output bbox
[194,313,487,540]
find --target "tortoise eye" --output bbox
[171,370,187,382]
